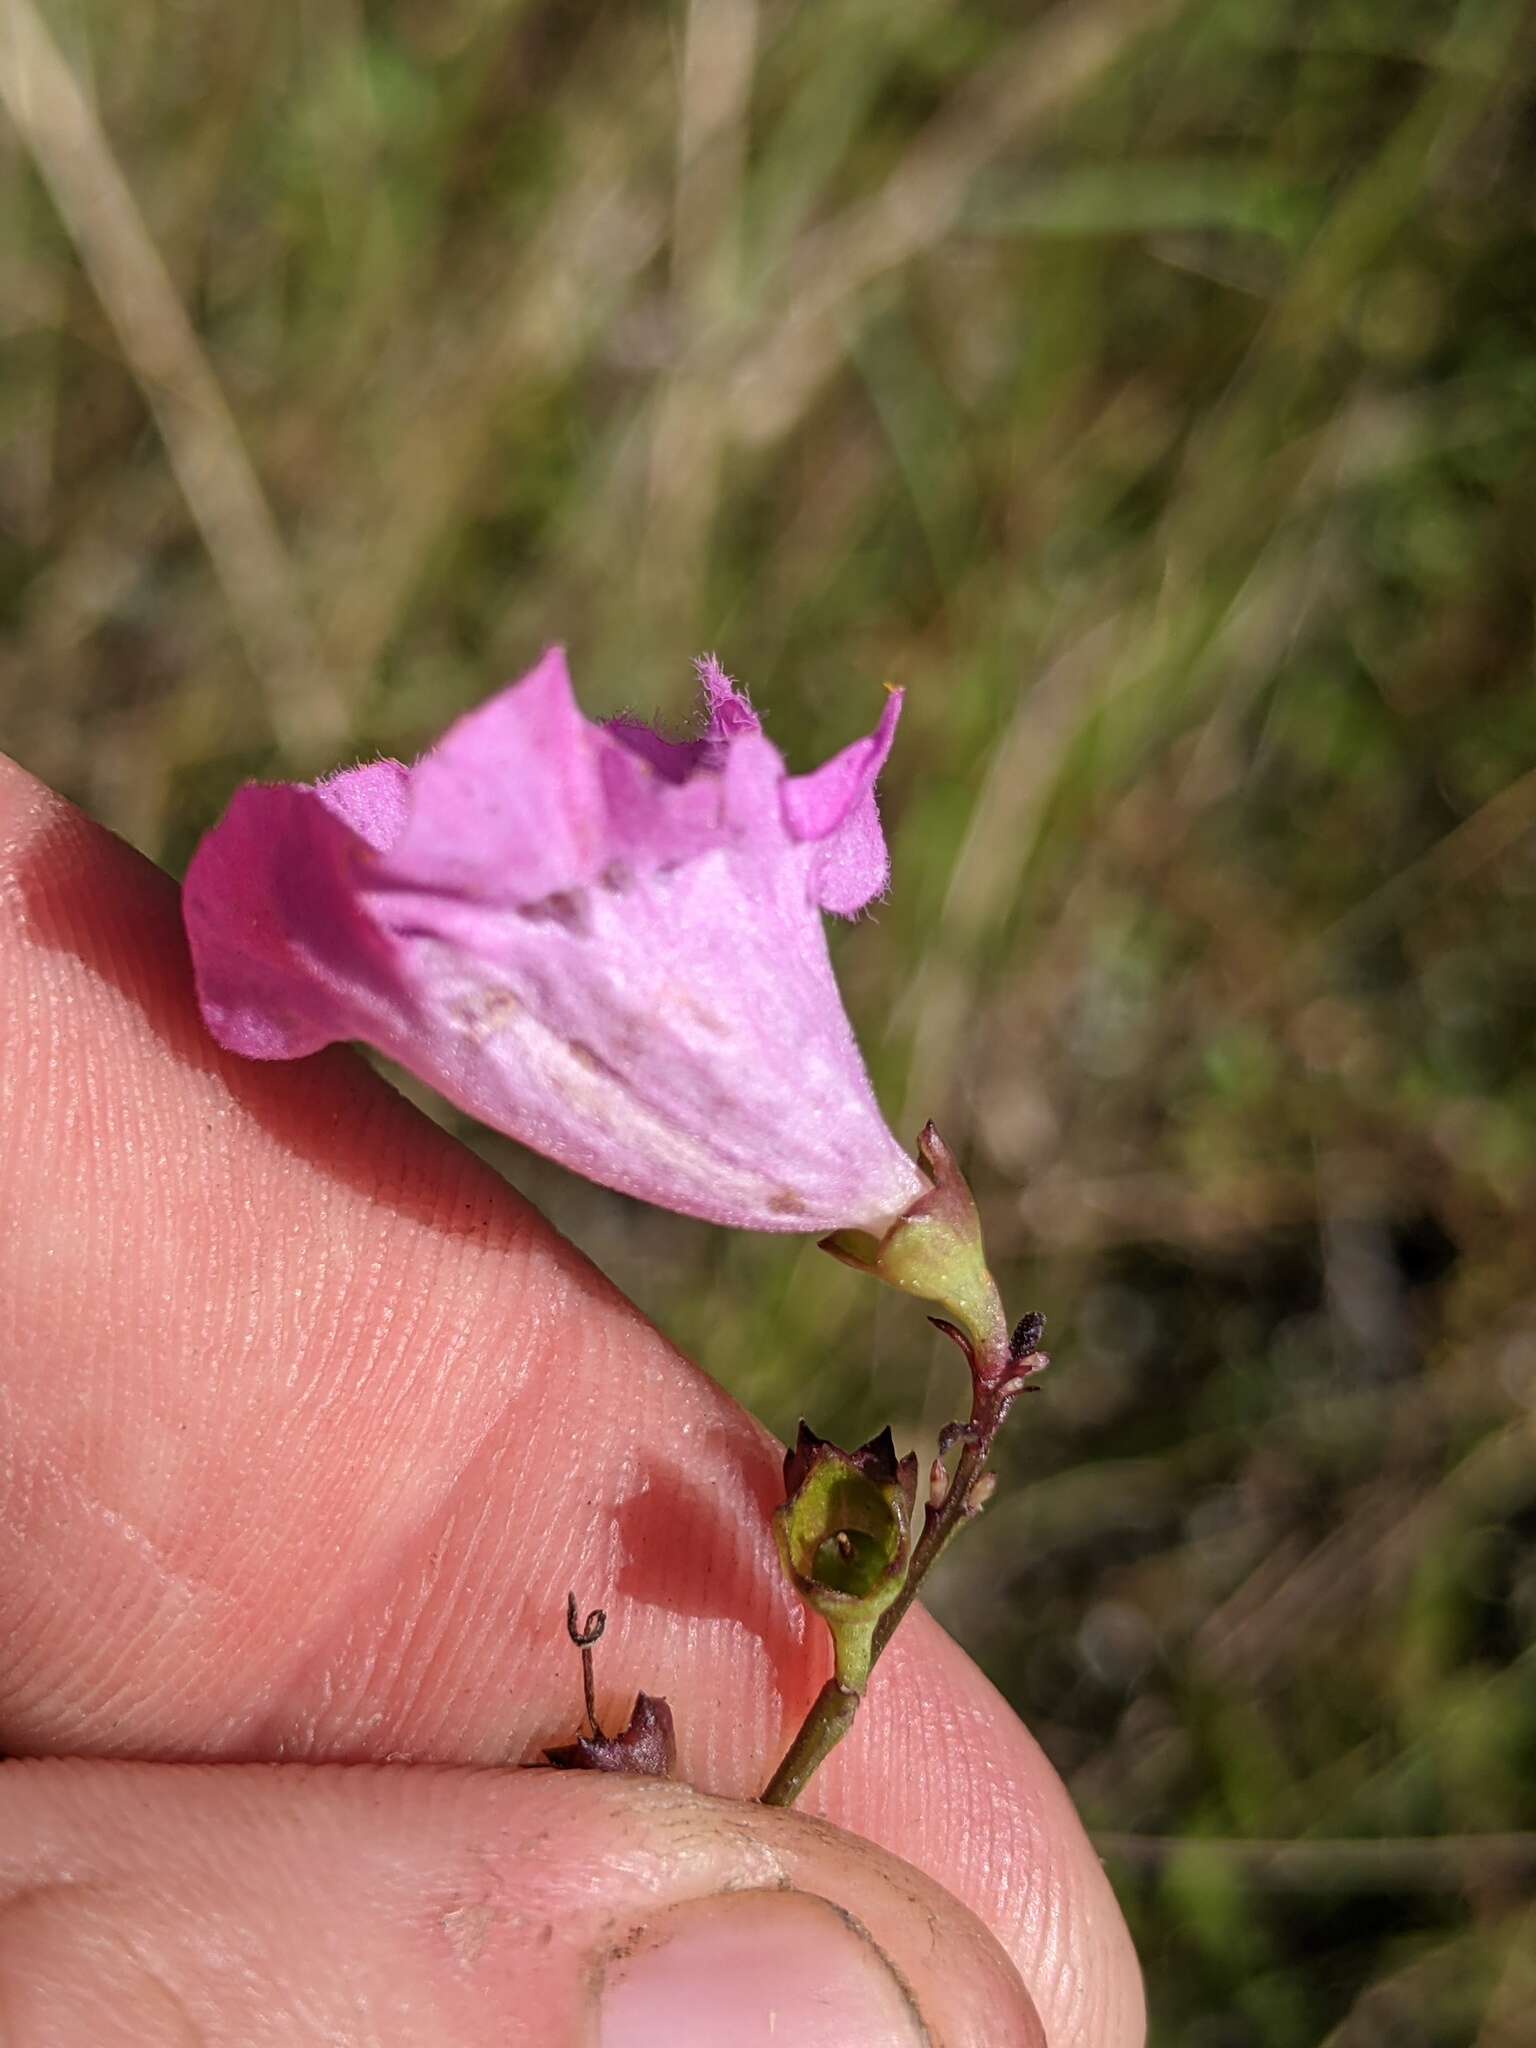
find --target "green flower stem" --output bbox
[760,1678,861,1807]
[870,1423,990,1666]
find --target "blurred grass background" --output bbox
[4,0,1536,2038]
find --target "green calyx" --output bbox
[821,1123,1010,1374]
[773,1424,919,1692]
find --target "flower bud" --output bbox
[966,1471,999,1515]
[545,1692,676,1777]
[821,1124,1011,1378]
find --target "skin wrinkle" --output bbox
[0,1884,208,2048]
[235,1225,551,1749]
[54,1570,199,1747]
[68,1495,206,1609]
[301,1447,533,1756]
[576,1786,793,1912]
[243,1281,635,1764]
[95,1928,211,2048]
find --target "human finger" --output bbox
[0,1758,1043,2045]
[0,754,1142,2048]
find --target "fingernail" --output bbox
[598,1888,927,2047]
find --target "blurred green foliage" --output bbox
[5,0,1536,2039]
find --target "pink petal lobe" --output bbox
[384,647,606,903]
[596,733,726,873]
[782,688,903,915]
[697,655,760,741]
[314,759,410,851]
[182,784,403,1060]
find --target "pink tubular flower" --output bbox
[183,649,926,1234]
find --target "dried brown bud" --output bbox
[545,1692,677,1778]
[1010,1311,1046,1360]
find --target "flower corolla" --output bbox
[183,650,925,1234]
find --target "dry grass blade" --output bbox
[895,617,1126,1131]
[309,158,664,694]
[1096,1831,1536,1893]
[726,0,1185,444]
[1323,759,1536,949]
[636,0,759,645]
[1474,1906,1536,2048]
[0,0,349,759]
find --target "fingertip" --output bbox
[1,1761,1045,2048]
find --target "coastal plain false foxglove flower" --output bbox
[183,649,925,1234]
